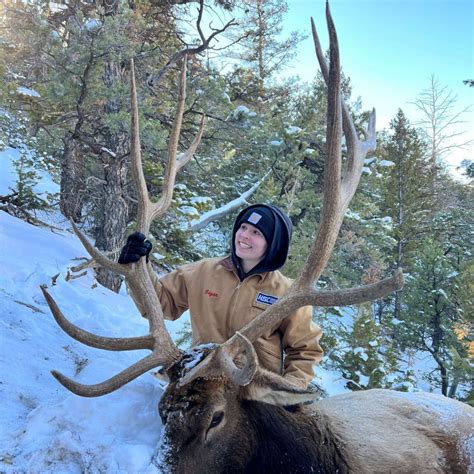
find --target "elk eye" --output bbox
[209,411,224,429]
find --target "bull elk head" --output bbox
[39,4,466,472]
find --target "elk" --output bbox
[40,3,474,473]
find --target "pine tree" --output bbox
[230,0,305,108]
[1,1,238,291]
[376,118,473,398]
[378,109,432,318]
[397,238,472,398]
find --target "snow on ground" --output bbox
[0,210,173,472]
[0,147,192,471]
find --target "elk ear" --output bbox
[152,367,169,383]
[242,368,319,406]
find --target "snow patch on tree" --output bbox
[178,206,199,217]
[286,125,302,135]
[364,157,376,166]
[16,86,40,98]
[190,196,213,205]
[232,105,257,119]
[345,209,361,220]
[378,160,395,167]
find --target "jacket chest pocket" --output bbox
[251,300,268,312]
[249,300,269,321]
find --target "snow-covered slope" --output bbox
[0,210,171,472]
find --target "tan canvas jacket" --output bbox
[132,256,323,388]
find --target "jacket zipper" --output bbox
[226,279,243,336]
[228,273,259,335]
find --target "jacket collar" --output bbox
[219,256,268,282]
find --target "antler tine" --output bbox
[51,353,166,397]
[178,332,258,388]
[131,56,188,234]
[130,58,150,235]
[42,284,174,396]
[41,286,155,351]
[131,55,206,229]
[150,55,198,223]
[177,114,206,171]
[311,13,356,160]
[312,4,376,206]
[69,220,131,277]
[239,270,404,343]
[297,3,343,288]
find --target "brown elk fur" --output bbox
[156,349,474,474]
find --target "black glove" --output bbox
[118,232,152,264]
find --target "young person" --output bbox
[119,204,323,388]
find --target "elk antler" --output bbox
[42,57,205,396]
[186,2,404,385]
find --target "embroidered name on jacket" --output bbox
[204,289,219,298]
[256,292,279,305]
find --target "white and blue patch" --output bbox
[248,212,262,224]
[256,292,279,305]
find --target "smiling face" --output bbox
[234,223,268,273]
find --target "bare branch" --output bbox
[151,17,238,86]
[70,221,128,276]
[189,171,271,232]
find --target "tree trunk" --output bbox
[431,294,448,396]
[95,152,128,293]
[60,137,84,222]
[448,376,459,399]
[439,364,448,396]
[94,61,130,293]
[394,150,404,320]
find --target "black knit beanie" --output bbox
[234,205,276,244]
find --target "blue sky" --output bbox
[282,0,473,170]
